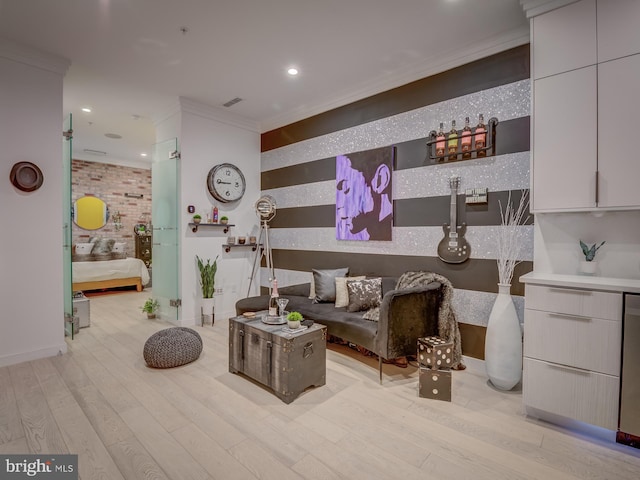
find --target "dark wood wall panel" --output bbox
[262,116,530,190]
[270,249,532,296]
[262,45,530,152]
[269,189,531,229]
[458,324,487,360]
[395,116,530,171]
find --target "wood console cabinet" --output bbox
[523,283,622,430]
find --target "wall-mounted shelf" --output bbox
[189,222,233,233]
[426,117,498,163]
[223,243,261,253]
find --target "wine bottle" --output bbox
[475,114,486,157]
[435,122,446,159]
[461,116,472,159]
[268,279,279,316]
[447,120,458,160]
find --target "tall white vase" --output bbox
[485,283,522,390]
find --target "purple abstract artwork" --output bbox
[336,146,393,241]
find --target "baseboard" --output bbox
[524,405,617,444]
[0,343,68,368]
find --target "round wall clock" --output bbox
[206,163,246,203]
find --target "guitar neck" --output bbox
[449,187,457,229]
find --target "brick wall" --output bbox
[72,159,152,257]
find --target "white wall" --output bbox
[534,210,640,278]
[0,40,70,367]
[155,99,261,325]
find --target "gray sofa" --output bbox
[235,277,443,382]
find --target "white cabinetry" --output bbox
[597,0,640,63]
[523,284,622,430]
[597,54,640,208]
[532,67,597,211]
[532,0,596,79]
[531,0,640,212]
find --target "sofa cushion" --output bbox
[335,276,366,308]
[346,278,382,312]
[312,267,349,303]
[293,301,378,352]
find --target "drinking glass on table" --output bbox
[276,297,289,317]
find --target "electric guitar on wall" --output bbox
[437,176,470,264]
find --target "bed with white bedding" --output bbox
[72,257,150,292]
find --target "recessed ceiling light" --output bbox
[81,107,92,113]
[140,153,148,157]
[287,67,299,76]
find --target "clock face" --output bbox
[207,163,246,203]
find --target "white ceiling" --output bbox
[0,0,529,166]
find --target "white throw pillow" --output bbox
[112,242,126,253]
[335,276,366,308]
[75,243,94,254]
[309,272,315,299]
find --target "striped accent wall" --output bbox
[260,45,532,359]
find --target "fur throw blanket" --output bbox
[367,271,465,370]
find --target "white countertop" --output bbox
[520,272,640,294]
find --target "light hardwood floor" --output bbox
[2,290,639,479]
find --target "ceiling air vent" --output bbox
[223,97,243,108]
[83,149,107,156]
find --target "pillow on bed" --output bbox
[92,238,116,254]
[112,242,126,253]
[75,243,94,254]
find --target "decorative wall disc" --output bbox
[10,162,44,192]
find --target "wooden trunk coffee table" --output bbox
[229,313,326,404]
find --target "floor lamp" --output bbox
[247,195,276,296]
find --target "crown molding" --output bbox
[0,37,70,75]
[179,97,260,133]
[519,0,580,18]
[259,25,530,133]
[151,98,182,128]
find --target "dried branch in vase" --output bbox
[496,190,530,286]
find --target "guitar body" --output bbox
[438,176,471,264]
[437,223,470,263]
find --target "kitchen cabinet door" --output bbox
[533,66,597,211]
[598,54,640,208]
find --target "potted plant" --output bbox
[287,311,303,330]
[141,298,159,319]
[196,255,218,319]
[192,214,202,224]
[579,240,605,275]
[220,216,229,225]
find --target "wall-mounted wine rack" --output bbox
[426,117,498,163]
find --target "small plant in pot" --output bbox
[220,216,229,225]
[196,255,218,320]
[287,311,303,330]
[579,240,605,275]
[141,298,159,319]
[192,214,202,224]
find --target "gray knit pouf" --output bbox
[143,327,203,368]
